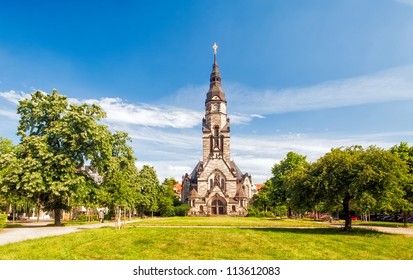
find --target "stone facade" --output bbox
[181,45,253,216]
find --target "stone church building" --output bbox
[181,44,253,216]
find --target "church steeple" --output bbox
[206,43,226,102]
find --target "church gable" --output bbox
[198,158,236,181]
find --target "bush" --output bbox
[0,213,7,229]
[174,204,190,216]
[160,206,175,217]
[73,213,98,222]
[247,209,274,218]
[247,208,258,217]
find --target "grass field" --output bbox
[0,217,412,260]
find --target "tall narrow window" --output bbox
[214,126,219,148]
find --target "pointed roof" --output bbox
[206,43,226,102]
[189,188,199,198]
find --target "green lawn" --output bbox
[0,217,411,260]
[133,216,333,227]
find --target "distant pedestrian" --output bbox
[98,210,104,223]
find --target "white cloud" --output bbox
[228,131,413,183]
[78,97,204,129]
[225,65,413,115]
[0,109,19,120]
[396,0,413,7]
[0,90,30,105]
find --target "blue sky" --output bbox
[1,0,413,183]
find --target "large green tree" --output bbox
[310,146,408,230]
[158,177,180,217]
[99,131,140,219]
[2,90,112,226]
[137,165,160,217]
[390,142,413,225]
[0,137,16,213]
[259,151,309,217]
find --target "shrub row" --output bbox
[247,209,275,218]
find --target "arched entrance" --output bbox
[211,199,226,215]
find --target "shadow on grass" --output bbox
[242,227,390,236]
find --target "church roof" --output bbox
[229,161,244,179]
[190,161,203,180]
[188,188,199,198]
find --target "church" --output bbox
[181,44,253,216]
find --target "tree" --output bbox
[99,131,140,223]
[137,165,160,217]
[266,151,309,217]
[0,137,14,155]
[3,90,112,226]
[251,183,272,213]
[311,146,408,230]
[390,142,413,225]
[158,178,179,217]
[0,137,19,217]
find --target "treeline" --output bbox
[251,144,413,230]
[0,90,188,226]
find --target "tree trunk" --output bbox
[343,196,352,231]
[54,208,62,226]
[287,207,292,219]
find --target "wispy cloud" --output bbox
[227,65,413,115]
[0,90,30,105]
[229,131,413,183]
[396,0,413,7]
[80,97,203,129]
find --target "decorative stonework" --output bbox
[181,44,253,216]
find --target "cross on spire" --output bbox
[213,42,218,54]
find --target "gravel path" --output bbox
[351,225,413,235]
[331,223,413,235]
[0,220,132,246]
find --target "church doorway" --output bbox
[211,199,226,215]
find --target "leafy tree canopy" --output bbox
[1,90,113,225]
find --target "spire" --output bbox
[206,43,226,102]
[213,42,218,64]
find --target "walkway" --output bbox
[331,223,413,235]
[0,220,135,246]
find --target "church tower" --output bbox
[202,43,231,165]
[181,44,253,216]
